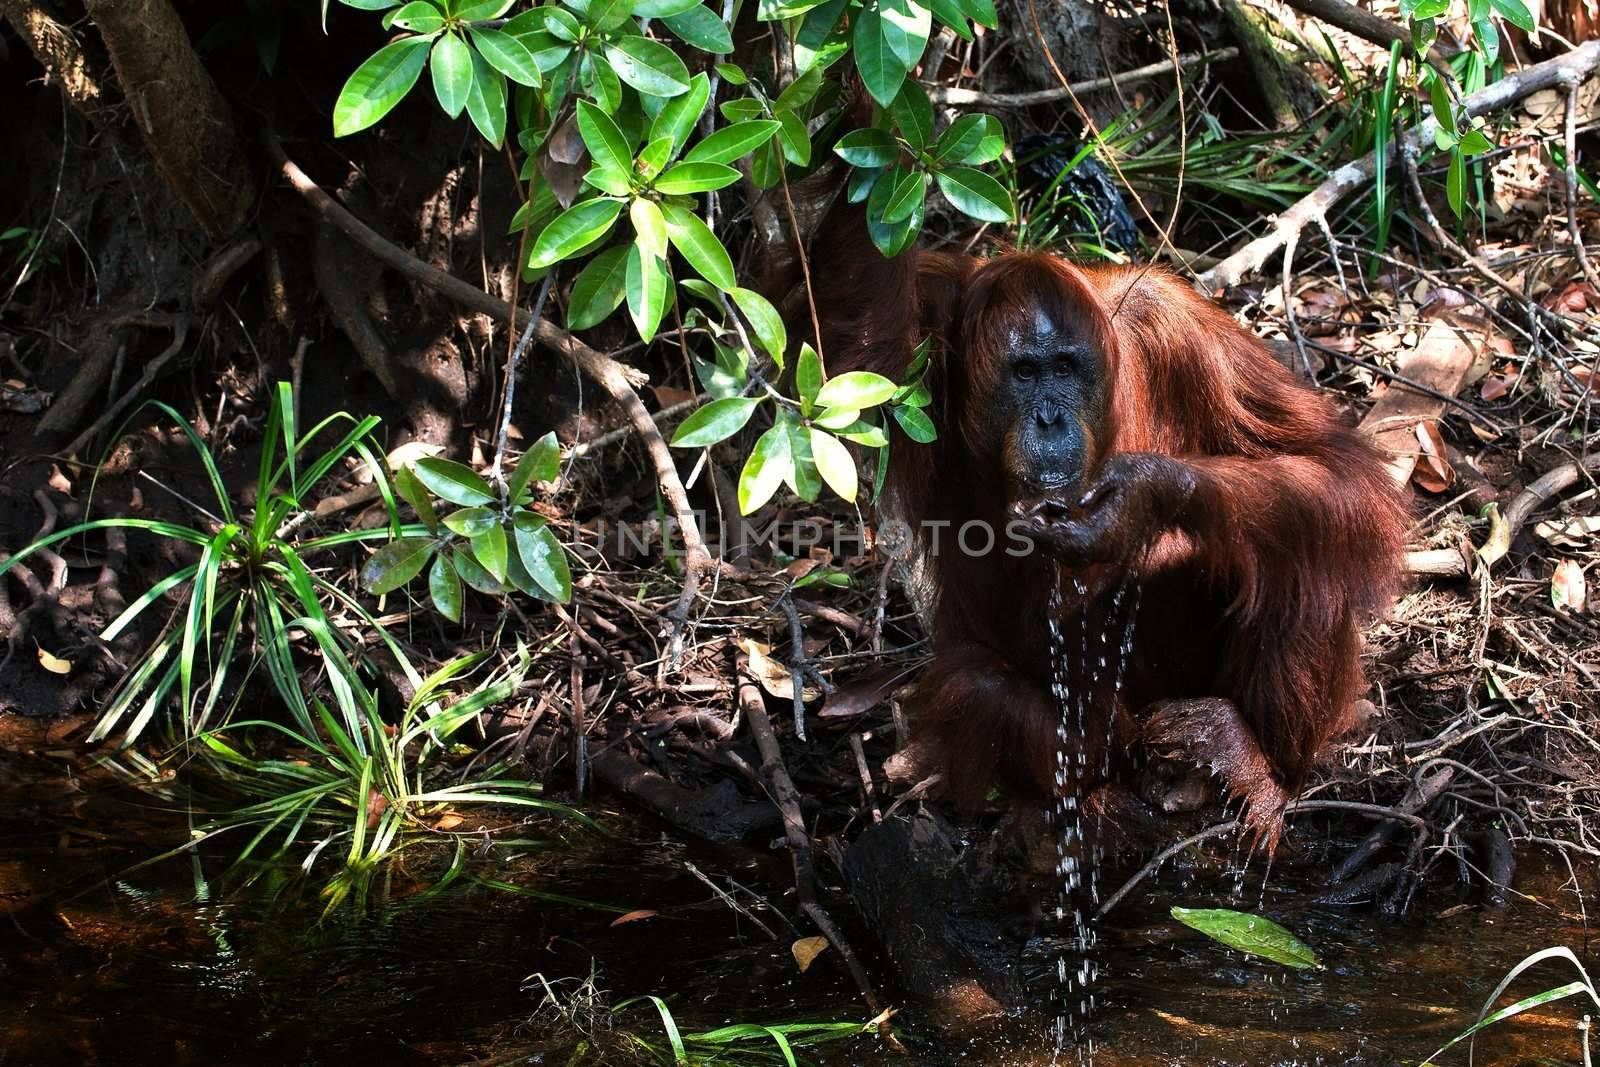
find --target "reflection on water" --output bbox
[1,715,1592,1066]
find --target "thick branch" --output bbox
[265,137,716,601]
[1200,41,1600,291]
[1279,0,1461,63]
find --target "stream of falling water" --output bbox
[1049,570,1142,1065]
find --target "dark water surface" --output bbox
[1,716,1592,1066]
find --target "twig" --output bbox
[490,272,555,486]
[928,48,1238,107]
[1563,79,1600,294]
[682,860,780,940]
[737,662,882,1014]
[1199,42,1600,291]
[1276,0,1460,68]
[265,134,719,666]
[64,316,191,458]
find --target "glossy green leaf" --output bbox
[577,99,632,174]
[584,164,634,196]
[738,425,791,514]
[470,26,542,87]
[582,52,623,111]
[1460,127,1494,154]
[451,544,506,594]
[927,0,974,37]
[796,343,822,409]
[428,552,463,621]
[1170,908,1321,970]
[649,73,711,157]
[662,203,734,290]
[882,167,927,224]
[781,412,820,501]
[509,430,562,500]
[625,243,669,341]
[1491,0,1536,31]
[471,521,509,582]
[817,370,896,409]
[363,537,435,594]
[542,5,582,40]
[893,403,936,442]
[655,161,741,194]
[810,428,857,501]
[867,186,922,256]
[430,33,472,118]
[729,286,786,366]
[413,457,496,506]
[513,513,572,601]
[963,113,1005,163]
[567,245,631,329]
[662,5,734,52]
[813,405,859,430]
[776,108,812,166]
[333,36,431,137]
[631,198,668,260]
[890,79,933,149]
[393,465,439,533]
[835,127,899,167]
[529,198,624,268]
[632,0,700,13]
[853,5,907,106]
[715,62,748,84]
[879,0,932,67]
[1446,147,1467,218]
[604,36,692,97]
[451,0,513,17]
[464,45,507,146]
[956,0,997,28]
[442,506,499,536]
[671,397,760,447]
[835,419,889,448]
[636,135,674,179]
[1428,73,1456,135]
[934,113,986,162]
[685,120,782,165]
[847,165,883,203]
[936,165,1013,222]
[390,1,445,32]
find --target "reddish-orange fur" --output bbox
[807,205,1409,841]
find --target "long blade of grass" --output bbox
[0,519,207,579]
[1372,40,1404,273]
[102,562,200,640]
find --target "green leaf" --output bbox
[934,113,985,162]
[810,428,857,501]
[662,5,734,52]
[892,403,936,442]
[654,161,741,194]
[867,187,922,256]
[577,98,632,174]
[695,345,748,399]
[636,135,674,179]
[847,165,883,203]
[430,33,472,118]
[584,164,635,196]
[1170,908,1321,970]
[1490,0,1536,31]
[1460,127,1495,155]
[567,245,631,329]
[671,397,761,446]
[835,127,899,167]
[391,1,445,32]
[428,552,463,621]
[413,456,496,506]
[451,544,506,594]
[625,243,669,341]
[879,0,932,67]
[818,370,896,409]
[927,0,973,37]
[472,522,509,582]
[632,0,700,13]
[661,203,735,290]
[542,6,582,40]
[363,537,435,594]
[333,36,431,137]
[796,343,822,410]
[1410,0,1450,16]
[813,405,859,429]
[509,431,562,500]
[730,286,786,366]
[631,198,668,260]
[935,165,1013,222]
[775,62,824,111]
[470,26,542,87]
[890,79,933,149]
[443,505,499,536]
[963,113,1005,163]
[835,419,889,447]
[604,36,692,97]
[393,465,439,533]
[513,513,572,601]
[529,198,624,268]
[738,425,791,513]
[955,0,997,28]
[852,5,907,107]
[581,52,623,111]
[685,120,782,164]
[1428,72,1456,136]
[775,108,812,166]
[882,167,927,224]
[451,0,513,17]
[781,411,820,501]
[649,72,711,157]
[715,62,748,84]
[464,45,507,146]
[1446,147,1467,218]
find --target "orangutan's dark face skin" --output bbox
[995,305,1099,502]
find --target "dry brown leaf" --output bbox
[1552,560,1587,614]
[791,935,829,972]
[820,668,906,719]
[1410,422,1454,494]
[610,909,660,927]
[737,639,822,702]
[433,813,464,831]
[651,385,695,408]
[36,646,72,675]
[1535,516,1600,546]
[1479,375,1510,401]
[365,789,388,831]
